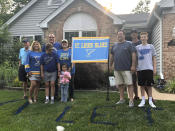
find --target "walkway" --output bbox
[137,87,175,101]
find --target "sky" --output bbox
[96,0,161,14]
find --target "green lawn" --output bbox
[0,90,175,131]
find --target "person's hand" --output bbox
[131,65,136,73]
[28,72,32,77]
[153,69,156,76]
[41,73,44,79]
[109,65,113,73]
[58,71,61,77]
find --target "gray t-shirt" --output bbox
[111,41,136,71]
[136,44,156,71]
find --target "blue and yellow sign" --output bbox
[72,37,109,63]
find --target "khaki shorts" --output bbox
[114,71,133,86]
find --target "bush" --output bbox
[0,62,18,87]
[165,78,175,94]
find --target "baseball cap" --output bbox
[61,39,68,43]
[22,39,29,43]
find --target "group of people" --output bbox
[110,30,156,108]
[18,34,75,104]
[19,30,156,108]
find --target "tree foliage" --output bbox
[12,0,32,14]
[132,0,151,14]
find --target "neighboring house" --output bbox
[4,0,175,80]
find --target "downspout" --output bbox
[154,11,164,79]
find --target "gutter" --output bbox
[153,11,164,79]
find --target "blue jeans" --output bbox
[61,84,69,102]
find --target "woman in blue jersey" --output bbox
[25,41,43,104]
[58,39,75,102]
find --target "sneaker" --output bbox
[33,99,37,103]
[28,99,33,104]
[129,100,134,107]
[50,100,54,104]
[116,99,125,104]
[149,101,156,108]
[138,100,145,107]
[45,99,49,104]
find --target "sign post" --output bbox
[72,37,110,101]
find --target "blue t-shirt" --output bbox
[42,42,62,53]
[57,49,71,68]
[40,52,58,72]
[19,48,30,65]
[25,51,43,73]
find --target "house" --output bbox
[4,0,175,80]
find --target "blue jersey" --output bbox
[40,52,58,72]
[19,48,30,65]
[57,49,72,67]
[25,51,43,75]
[42,42,62,53]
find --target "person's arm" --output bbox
[57,63,61,77]
[109,55,114,72]
[19,60,21,66]
[40,65,44,79]
[19,50,21,66]
[153,56,156,75]
[25,53,31,76]
[131,52,136,73]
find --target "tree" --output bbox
[0,0,13,23]
[132,0,151,14]
[12,0,32,14]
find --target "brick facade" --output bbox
[43,0,119,44]
[162,14,175,79]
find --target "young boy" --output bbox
[40,44,59,104]
[136,32,156,108]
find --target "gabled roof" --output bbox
[39,0,123,28]
[147,0,175,28]
[117,13,149,24]
[158,0,175,8]
[4,0,38,26]
[4,0,123,28]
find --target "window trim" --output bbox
[63,30,97,39]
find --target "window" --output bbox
[65,32,79,43]
[35,35,42,43]
[21,36,34,43]
[82,31,96,37]
[13,36,20,43]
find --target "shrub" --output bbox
[165,78,175,94]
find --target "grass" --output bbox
[0,90,175,131]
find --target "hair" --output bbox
[45,43,53,50]
[117,29,125,35]
[140,32,148,36]
[61,63,68,70]
[49,33,55,38]
[30,41,42,52]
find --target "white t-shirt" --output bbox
[136,44,156,71]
